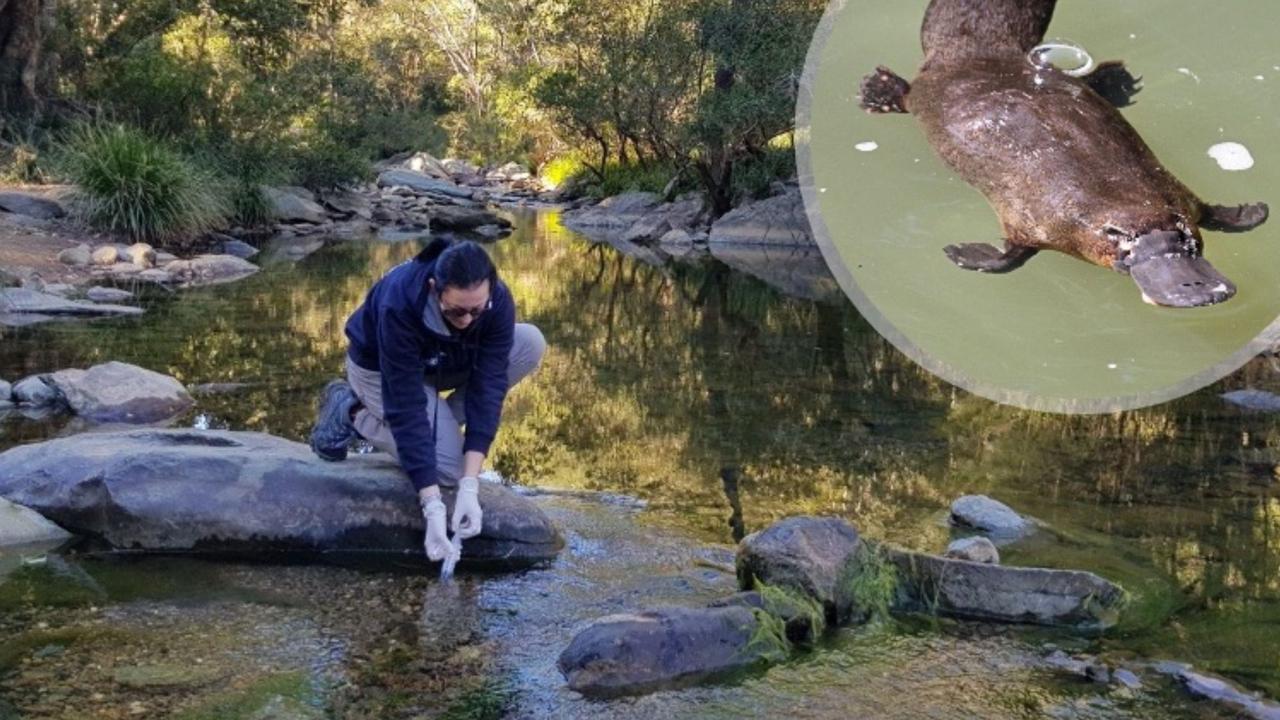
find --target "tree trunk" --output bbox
[0,0,54,115]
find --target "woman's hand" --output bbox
[420,487,454,561]
[452,476,483,539]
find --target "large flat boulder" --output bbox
[562,192,662,230]
[557,605,785,697]
[46,361,193,422]
[263,186,327,224]
[377,169,475,199]
[709,186,812,245]
[429,206,512,232]
[884,546,1126,629]
[0,288,143,319]
[0,498,72,546]
[163,254,259,287]
[0,429,563,567]
[736,515,861,624]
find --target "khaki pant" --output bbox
[346,323,546,483]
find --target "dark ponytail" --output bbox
[415,238,497,290]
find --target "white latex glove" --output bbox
[451,475,483,539]
[422,496,454,561]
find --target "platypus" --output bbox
[859,0,1268,307]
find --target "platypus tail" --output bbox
[921,0,1056,65]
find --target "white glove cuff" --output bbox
[459,476,480,495]
[422,497,446,516]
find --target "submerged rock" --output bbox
[735,515,861,624]
[884,546,1126,628]
[949,495,1035,540]
[85,286,134,303]
[0,378,10,404]
[557,605,784,697]
[46,361,193,423]
[1172,668,1280,720]
[0,429,563,567]
[0,498,72,546]
[429,206,511,232]
[1222,389,1280,413]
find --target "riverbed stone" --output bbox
[950,495,1035,540]
[0,378,10,402]
[736,515,861,624]
[112,663,226,689]
[709,186,811,245]
[319,189,372,220]
[90,245,119,266]
[945,536,1000,564]
[557,605,784,697]
[12,375,61,406]
[165,255,259,287]
[219,238,259,259]
[0,429,563,566]
[0,191,66,219]
[58,244,91,266]
[264,186,327,224]
[563,191,661,230]
[0,498,72,546]
[1174,668,1280,720]
[126,243,156,268]
[429,206,512,232]
[85,287,134,303]
[377,169,476,199]
[46,361,193,423]
[403,151,451,179]
[883,546,1126,628]
[1222,389,1280,413]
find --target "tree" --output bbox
[0,0,56,114]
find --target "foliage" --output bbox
[58,123,230,245]
[845,542,900,623]
[755,577,827,640]
[172,672,314,720]
[439,679,514,720]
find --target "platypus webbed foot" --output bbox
[859,66,910,114]
[1200,202,1269,232]
[943,242,1038,273]
[1083,60,1142,108]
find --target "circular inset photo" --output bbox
[798,0,1280,413]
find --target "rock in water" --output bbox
[735,515,861,624]
[709,187,812,245]
[557,606,785,696]
[1174,668,1280,720]
[0,288,143,320]
[883,546,1125,629]
[376,169,476,199]
[0,498,72,546]
[1222,389,1280,413]
[0,429,563,566]
[945,536,1000,564]
[85,286,134,303]
[950,495,1035,540]
[0,378,10,404]
[46,361,193,422]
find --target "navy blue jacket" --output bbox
[345,254,515,491]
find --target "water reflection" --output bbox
[1,210,1278,695]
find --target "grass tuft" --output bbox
[58,123,229,246]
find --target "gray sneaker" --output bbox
[309,379,358,461]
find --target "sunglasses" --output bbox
[441,298,492,321]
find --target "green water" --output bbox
[1,211,1278,716]
[803,0,1280,411]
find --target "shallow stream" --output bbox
[1,211,1278,718]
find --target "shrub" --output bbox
[58,124,230,246]
[286,134,371,190]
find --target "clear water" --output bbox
[1,211,1278,717]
